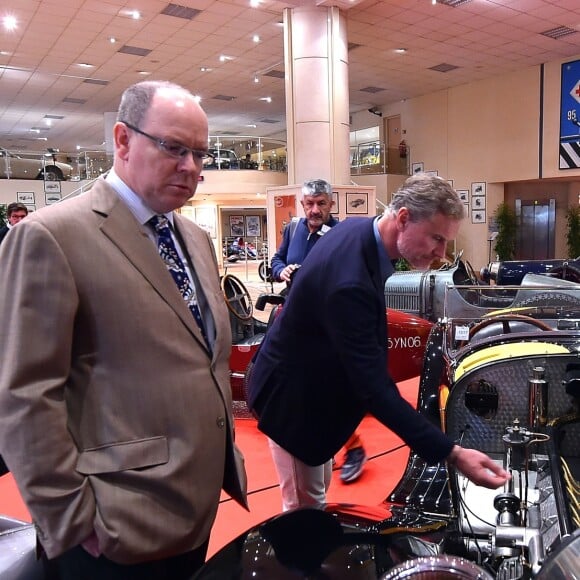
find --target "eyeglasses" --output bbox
[121,121,210,162]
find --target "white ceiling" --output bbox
[1,0,580,154]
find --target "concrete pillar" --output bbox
[284,6,350,186]
[266,6,376,257]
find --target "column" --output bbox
[284,6,350,186]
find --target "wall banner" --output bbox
[560,59,580,169]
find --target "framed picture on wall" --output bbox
[411,162,424,174]
[17,191,35,204]
[346,192,368,214]
[45,192,62,205]
[425,170,438,177]
[457,189,469,204]
[471,182,486,196]
[471,209,486,224]
[472,195,486,210]
[229,215,245,237]
[24,204,36,213]
[331,191,339,214]
[245,215,261,238]
[44,181,61,194]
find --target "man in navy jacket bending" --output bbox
[249,173,510,511]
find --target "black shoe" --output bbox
[340,447,367,483]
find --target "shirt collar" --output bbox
[373,215,394,285]
[105,168,174,226]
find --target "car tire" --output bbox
[40,166,64,181]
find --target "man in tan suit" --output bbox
[0,81,247,579]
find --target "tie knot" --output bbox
[149,214,169,233]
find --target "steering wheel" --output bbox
[464,260,480,285]
[221,273,253,321]
[463,314,553,347]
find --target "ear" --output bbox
[114,122,131,160]
[396,207,410,230]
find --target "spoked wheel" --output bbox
[221,273,254,321]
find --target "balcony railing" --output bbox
[2,138,411,182]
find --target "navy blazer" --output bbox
[248,217,454,466]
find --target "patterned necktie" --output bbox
[149,215,211,351]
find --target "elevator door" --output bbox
[515,199,555,260]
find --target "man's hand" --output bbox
[447,445,511,489]
[280,264,299,283]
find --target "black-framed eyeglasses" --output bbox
[121,121,210,162]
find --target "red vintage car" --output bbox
[221,273,434,401]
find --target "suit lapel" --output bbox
[91,182,210,353]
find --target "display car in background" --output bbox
[196,285,580,579]
[203,148,240,170]
[0,147,73,181]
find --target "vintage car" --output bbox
[196,286,580,579]
[223,274,434,401]
[0,147,73,181]
[481,258,580,285]
[203,148,240,170]
[384,252,580,323]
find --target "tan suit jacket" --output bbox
[0,179,247,563]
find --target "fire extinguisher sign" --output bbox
[560,59,580,169]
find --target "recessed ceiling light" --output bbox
[246,124,257,128]
[252,35,260,43]
[219,55,233,62]
[137,70,151,75]
[78,63,94,68]
[253,76,260,83]
[130,10,140,19]
[3,15,17,31]
[109,37,117,44]
[200,66,212,72]
[259,97,272,103]
[250,0,261,7]
[395,48,407,54]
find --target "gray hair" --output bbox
[390,173,464,221]
[301,179,332,199]
[117,80,188,127]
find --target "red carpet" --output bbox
[0,377,419,559]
